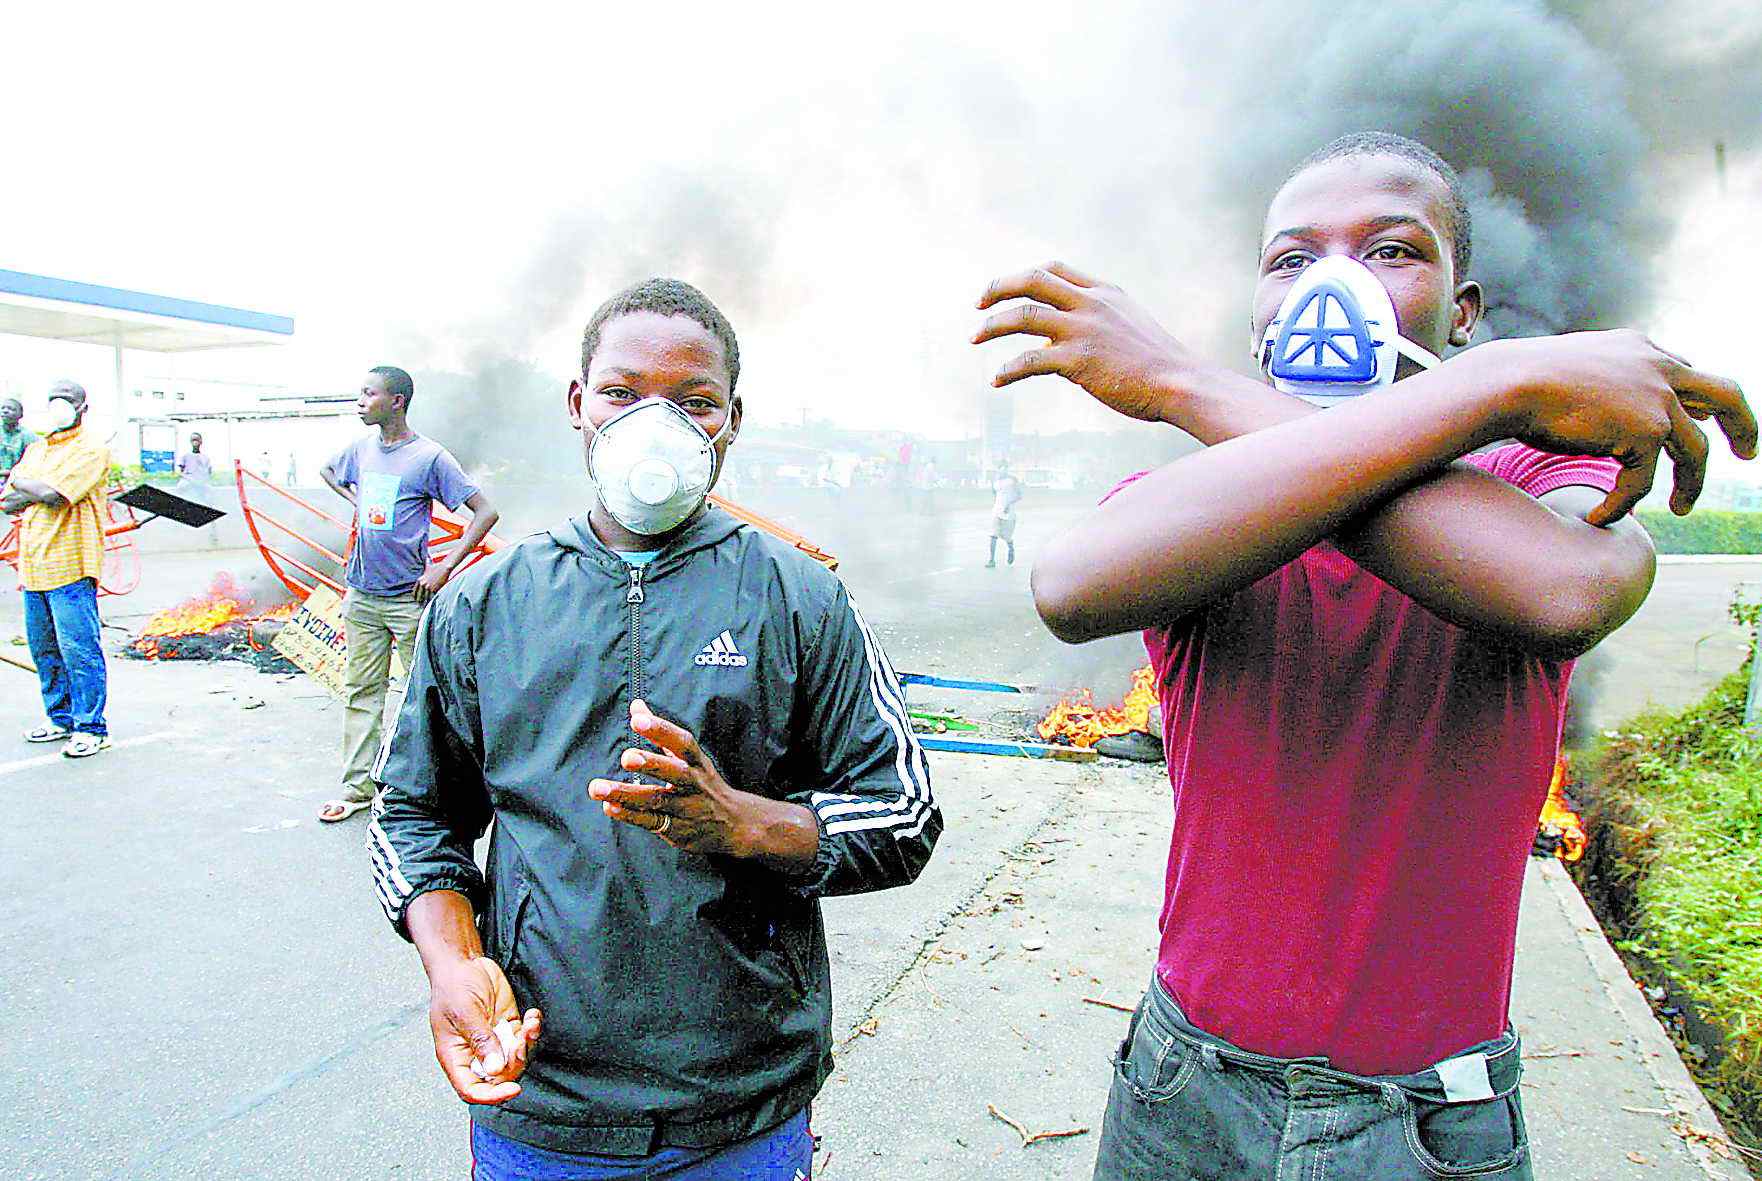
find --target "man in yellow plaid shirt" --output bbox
[1,380,112,758]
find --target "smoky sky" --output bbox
[386,0,1752,696]
[1110,0,1701,343]
[406,0,1753,488]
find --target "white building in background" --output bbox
[129,376,354,489]
[0,268,335,485]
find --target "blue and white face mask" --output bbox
[1256,255,1442,406]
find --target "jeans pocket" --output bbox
[1401,1091,1528,1177]
[1113,1010,1198,1105]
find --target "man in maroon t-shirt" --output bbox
[972,132,1754,1179]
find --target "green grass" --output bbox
[1637,509,1762,555]
[1595,664,1762,1103]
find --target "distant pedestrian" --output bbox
[315,365,498,823]
[1,398,38,479]
[1,381,111,758]
[175,432,212,486]
[986,460,1021,567]
[0,398,37,481]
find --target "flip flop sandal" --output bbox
[26,725,72,743]
[318,798,373,823]
[62,734,112,759]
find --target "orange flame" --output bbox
[1037,664,1157,748]
[136,573,257,640]
[130,574,296,659]
[1537,757,1587,863]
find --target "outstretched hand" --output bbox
[973,261,1201,423]
[1481,329,1756,525]
[427,956,541,1105]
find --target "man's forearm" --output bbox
[321,469,356,504]
[441,505,499,574]
[6,475,66,508]
[407,889,486,976]
[1036,353,1524,642]
[1154,366,1318,446]
[1151,364,1648,653]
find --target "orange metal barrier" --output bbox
[707,494,839,571]
[237,464,837,600]
[235,461,503,602]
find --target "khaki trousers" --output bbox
[340,588,424,802]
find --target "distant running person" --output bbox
[986,460,1022,567]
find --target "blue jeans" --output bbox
[471,1108,812,1180]
[1094,978,1530,1180]
[24,577,108,737]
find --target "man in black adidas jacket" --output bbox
[370,279,941,1178]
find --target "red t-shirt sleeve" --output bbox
[1465,443,1621,498]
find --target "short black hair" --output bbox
[1287,131,1473,278]
[580,278,740,393]
[370,365,415,407]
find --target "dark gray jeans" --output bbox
[1094,978,1531,1180]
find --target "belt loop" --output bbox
[1201,1044,1223,1072]
[1378,1082,1404,1114]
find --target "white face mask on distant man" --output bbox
[587,399,732,537]
[1256,255,1443,406]
[43,397,79,433]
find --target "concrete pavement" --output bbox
[813,759,1750,1180]
[3,509,1756,1178]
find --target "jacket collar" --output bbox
[551,505,744,576]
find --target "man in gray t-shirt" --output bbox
[317,366,499,822]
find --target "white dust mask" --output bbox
[1256,255,1442,406]
[43,398,79,433]
[587,399,731,536]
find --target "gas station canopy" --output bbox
[0,268,294,352]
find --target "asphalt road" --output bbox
[3,496,1755,1179]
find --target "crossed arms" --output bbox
[973,264,1755,659]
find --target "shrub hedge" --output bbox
[1591,664,1762,1123]
[1638,510,1762,555]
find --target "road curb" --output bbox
[1655,555,1762,565]
[1539,858,1751,1179]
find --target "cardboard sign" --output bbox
[273,584,408,700]
[273,585,351,700]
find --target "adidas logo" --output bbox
[694,630,749,668]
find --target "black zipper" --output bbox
[626,563,646,700]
